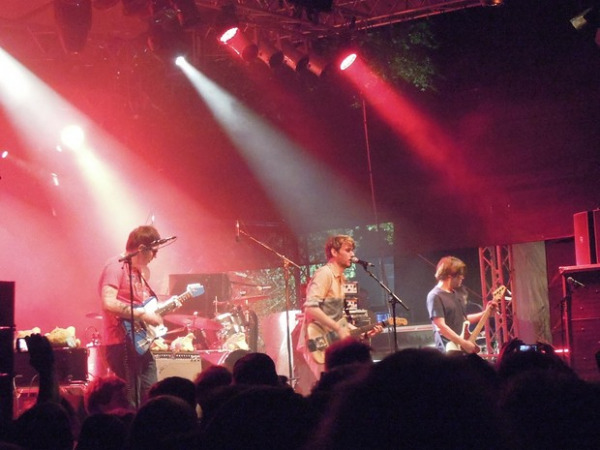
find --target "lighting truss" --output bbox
[478,244,517,358]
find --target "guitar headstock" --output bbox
[187,283,205,297]
[492,285,506,301]
[386,317,408,327]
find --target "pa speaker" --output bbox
[0,282,15,326]
[0,282,14,424]
[573,210,600,265]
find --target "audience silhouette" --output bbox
[147,376,197,410]
[3,336,599,450]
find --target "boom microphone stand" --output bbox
[356,262,409,353]
[238,224,302,385]
[118,249,142,410]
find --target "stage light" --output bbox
[339,52,357,71]
[61,125,85,151]
[571,6,600,31]
[175,55,186,66]
[148,2,189,59]
[281,42,309,72]
[54,0,93,53]
[219,27,258,62]
[172,0,201,28]
[1,150,8,159]
[257,39,284,68]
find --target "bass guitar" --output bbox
[306,316,407,364]
[122,283,205,355]
[445,285,506,353]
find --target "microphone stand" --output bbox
[561,279,573,367]
[238,226,302,385]
[119,251,141,410]
[356,263,409,353]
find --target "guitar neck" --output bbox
[468,308,491,344]
[349,321,384,337]
[155,291,193,317]
[467,285,505,343]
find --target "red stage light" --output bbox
[218,27,258,62]
[340,53,357,71]
[219,27,239,44]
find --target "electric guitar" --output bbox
[122,283,205,355]
[445,285,506,353]
[306,316,408,364]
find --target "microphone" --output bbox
[352,256,374,267]
[148,236,177,247]
[235,220,240,242]
[567,277,585,288]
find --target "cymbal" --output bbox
[164,314,222,330]
[86,312,103,320]
[215,294,270,305]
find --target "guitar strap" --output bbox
[139,273,159,300]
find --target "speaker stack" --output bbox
[0,282,15,424]
[573,210,600,265]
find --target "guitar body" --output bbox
[122,283,204,355]
[305,319,347,365]
[444,285,506,353]
[445,321,471,352]
[306,316,407,364]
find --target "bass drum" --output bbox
[198,349,250,371]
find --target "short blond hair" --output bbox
[325,235,355,259]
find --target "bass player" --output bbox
[426,256,497,354]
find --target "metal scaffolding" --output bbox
[478,245,517,357]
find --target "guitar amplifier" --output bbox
[14,347,88,386]
[371,324,436,358]
[152,349,250,381]
[153,351,204,382]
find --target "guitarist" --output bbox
[426,256,497,354]
[297,235,383,386]
[98,225,164,405]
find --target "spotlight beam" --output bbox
[177,58,371,232]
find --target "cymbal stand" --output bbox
[238,225,302,384]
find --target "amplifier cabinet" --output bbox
[153,352,204,382]
[560,264,600,382]
[370,324,436,358]
[14,347,88,386]
[152,350,250,381]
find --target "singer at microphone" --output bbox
[352,256,374,267]
[300,235,384,383]
[99,224,169,405]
